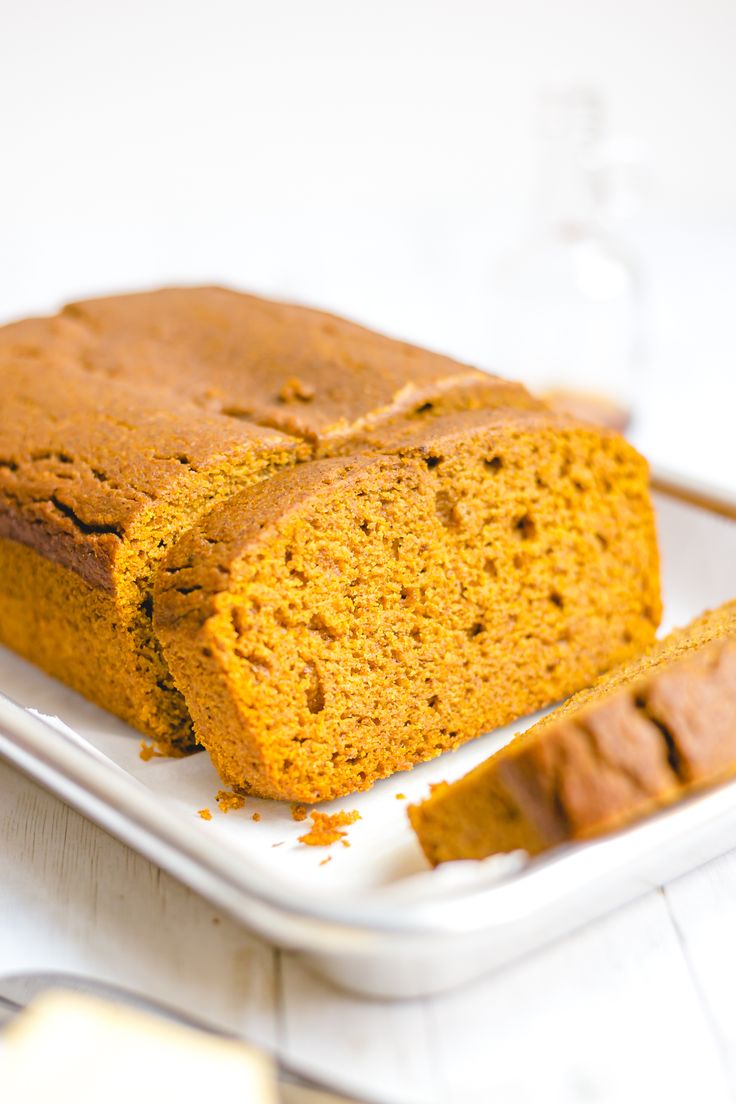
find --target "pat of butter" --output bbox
[0,990,277,1103]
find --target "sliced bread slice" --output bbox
[154,408,660,800]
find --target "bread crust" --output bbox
[0,287,538,449]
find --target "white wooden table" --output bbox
[3,753,736,1104]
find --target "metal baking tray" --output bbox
[1,480,735,999]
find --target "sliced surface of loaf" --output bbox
[409,599,736,863]
[0,360,302,745]
[154,408,660,801]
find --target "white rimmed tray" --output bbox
[1,484,735,999]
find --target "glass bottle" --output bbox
[493,88,644,429]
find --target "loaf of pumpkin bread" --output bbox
[154,407,660,801]
[409,599,736,863]
[0,287,661,794]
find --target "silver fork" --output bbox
[0,971,410,1104]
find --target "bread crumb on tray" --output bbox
[298,810,360,847]
[216,789,245,813]
[140,739,187,761]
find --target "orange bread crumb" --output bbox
[395,793,406,800]
[251,812,261,822]
[139,739,185,761]
[298,810,360,847]
[319,855,332,866]
[197,808,212,821]
[291,804,309,822]
[216,789,245,813]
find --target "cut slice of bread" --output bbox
[409,599,736,863]
[153,408,660,801]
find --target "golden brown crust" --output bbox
[0,358,299,588]
[0,287,537,448]
[410,600,736,863]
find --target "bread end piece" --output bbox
[410,600,736,865]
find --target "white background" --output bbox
[1,0,734,488]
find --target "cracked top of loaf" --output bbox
[0,286,539,447]
[0,359,301,589]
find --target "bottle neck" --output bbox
[532,89,605,235]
